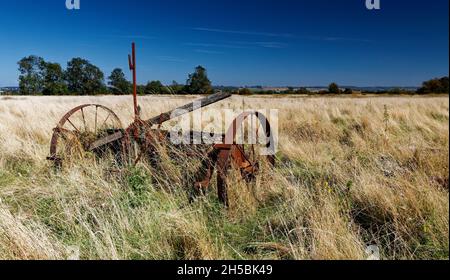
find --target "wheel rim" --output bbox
[49,104,123,167]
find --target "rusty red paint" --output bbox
[48,43,275,206]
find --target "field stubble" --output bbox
[0,95,448,260]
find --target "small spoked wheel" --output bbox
[48,104,124,168]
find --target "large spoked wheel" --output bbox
[48,104,124,168]
[217,112,276,206]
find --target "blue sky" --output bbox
[0,0,448,87]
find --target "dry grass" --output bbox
[0,95,448,260]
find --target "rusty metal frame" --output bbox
[48,42,275,206]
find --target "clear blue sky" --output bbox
[0,0,448,87]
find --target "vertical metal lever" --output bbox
[129,43,139,120]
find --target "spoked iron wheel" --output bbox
[48,104,124,168]
[217,112,276,206]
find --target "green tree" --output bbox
[18,56,45,95]
[168,80,185,94]
[439,77,449,93]
[328,83,340,94]
[145,80,166,94]
[343,88,353,94]
[418,77,449,94]
[137,85,146,95]
[66,58,105,95]
[389,87,402,94]
[297,87,311,95]
[186,66,213,94]
[237,88,252,95]
[42,62,68,95]
[108,68,131,95]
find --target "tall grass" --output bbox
[0,95,448,260]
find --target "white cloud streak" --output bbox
[156,56,186,63]
[192,27,295,38]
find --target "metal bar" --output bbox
[129,42,138,120]
[81,92,231,151]
[89,131,124,151]
[145,92,232,126]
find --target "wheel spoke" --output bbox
[101,112,111,130]
[95,106,98,134]
[81,107,87,133]
[66,118,80,133]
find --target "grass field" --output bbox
[0,95,448,260]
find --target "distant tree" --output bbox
[215,86,235,93]
[343,88,353,95]
[108,68,131,95]
[439,76,449,93]
[137,85,146,95]
[238,88,252,95]
[389,87,402,95]
[66,58,105,95]
[285,87,295,94]
[186,66,213,94]
[18,55,45,95]
[164,80,180,94]
[296,87,311,95]
[42,62,68,95]
[418,77,449,94]
[328,83,340,94]
[145,80,166,94]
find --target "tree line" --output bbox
[17,55,213,95]
[236,79,449,95]
[417,77,449,94]
[15,55,449,95]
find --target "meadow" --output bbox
[0,95,448,260]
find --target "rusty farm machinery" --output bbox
[47,43,275,206]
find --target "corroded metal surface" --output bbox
[48,43,275,206]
